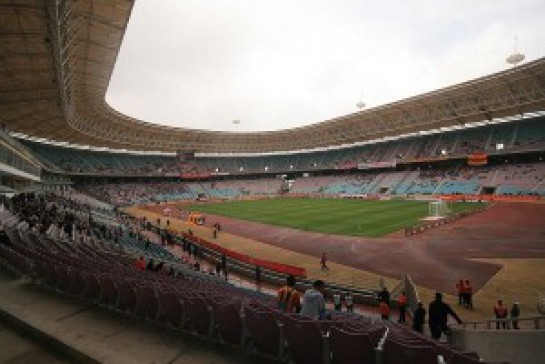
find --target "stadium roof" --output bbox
[1,1,545,154]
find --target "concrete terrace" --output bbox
[0,270,259,364]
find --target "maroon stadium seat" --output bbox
[329,326,375,364]
[243,303,282,358]
[280,316,324,364]
[157,286,183,327]
[382,338,437,364]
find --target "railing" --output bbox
[403,274,420,317]
[451,316,545,331]
[538,294,545,315]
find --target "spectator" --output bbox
[345,291,354,313]
[155,261,164,272]
[412,302,426,333]
[300,280,326,320]
[379,301,390,320]
[333,293,342,311]
[221,253,226,271]
[193,261,201,271]
[320,252,329,271]
[146,258,155,271]
[456,279,464,306]
[428,292,462,340]
[397,291,408,323]
[377,287,390,305]
[494,299,508,329]
[464,280,473,309]
[135,256,146,271]
[510,302,520,330]
[277,275,302,313]
[215,260,222,276]
[255,265,261,283]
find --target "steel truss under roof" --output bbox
[1,0,545,154]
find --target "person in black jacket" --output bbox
[428,292,462,339]
[412,301,426,333]
[377,287,390,305]
[510,302,520,330]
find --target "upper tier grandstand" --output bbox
[19,116,545,178]
[1,1,545,153]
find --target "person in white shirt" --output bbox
[300,280,326,320]
[345,291,354,313]
[333,293,342,311]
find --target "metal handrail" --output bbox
[451,316,545,330]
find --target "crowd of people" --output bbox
[456,279,474,309]
[275,276,466,341]
[275,274,524,341]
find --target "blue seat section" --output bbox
[20,116,545,176]
[435,181,480,195]
[496,185,534,196]
[119,233,180,263]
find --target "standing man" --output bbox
[215,259,222,276]
[320,252,329,271]
[377,287,390,305]
[494,299,508,329]
[456,279,465,306]
[300,280,327,320]
[412,301,426,333]
[428,292,462,340]
[464,280,473,309]
[397,291,408,323]
[277,275,301,313]
[379,300,390,320]
[333,293,342,312]
[510,302,520,330]
[345,291,354,313]
[255,265,261,284]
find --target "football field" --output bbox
[189,198,482,237]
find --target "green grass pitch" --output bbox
[188,198,482,238]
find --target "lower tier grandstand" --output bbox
[76,161,545,207]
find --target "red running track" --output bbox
[147,202,545,295]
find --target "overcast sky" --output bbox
[106,0,545,132]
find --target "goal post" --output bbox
[428,200,451,218]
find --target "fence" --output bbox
[451,316,545,331]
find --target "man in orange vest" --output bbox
[464,279,473,309]
[397,291,408,323]
[456,279,464,306]
[379,300,390,320]
[494,299,508,329]
[277,275,302,313]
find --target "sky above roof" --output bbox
[106,0,545,132]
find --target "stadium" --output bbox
[0,1,545,363]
